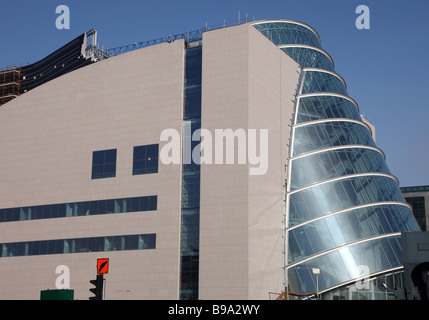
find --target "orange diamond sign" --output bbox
[97,258,109,274]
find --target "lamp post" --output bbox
[312,268,321,300]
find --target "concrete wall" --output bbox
[0,40,185,300]
[198,23,300,299]
[402,231,429,300]
[0,23,301,300]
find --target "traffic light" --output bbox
[89,274,103,300]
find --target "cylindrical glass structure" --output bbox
[252,20,420,298]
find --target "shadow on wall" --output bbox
[411,262,429,300]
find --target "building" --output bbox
[401,185,429,231]
[401,231,429,300]
[0,19,419,300]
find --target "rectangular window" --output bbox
[92,149,117,179]
[0,195,157,223]
[0,234,156,258]
[133,144,159,175]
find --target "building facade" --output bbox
[0,20,419,300]
[401,186,429,232]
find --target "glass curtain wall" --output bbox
[252,20,419,298]
[180,45,202,300]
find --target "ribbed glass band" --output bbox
[289,174,405,225]
[293,120,375,156]
[296,95,361,124]
[253,21,321,48]
[302,70,347,96]
[287,235,404,295]
[281,47,334,71]
[288,204,418,263]
[290,147,390,190]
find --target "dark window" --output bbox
[405,197,427,231]
[0,234,156,258]
[0,195,157,223]
[133,144,159,175]
[92,149,117,179]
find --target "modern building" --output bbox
[401,185,429,231]
[0,19,419,300]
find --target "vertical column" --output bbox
[180,45,202,300]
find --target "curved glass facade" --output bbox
[253,20,420,298]
[296,95,360,124]
[253,21,321,48]
[290,147,390,190]
[293,120,376,156]
[302,70,348,96]
[281,47,334,71]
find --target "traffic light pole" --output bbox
[89,274,104,300]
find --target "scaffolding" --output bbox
[0,68,21,106]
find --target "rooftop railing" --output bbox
[103,17,254,57]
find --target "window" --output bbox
[133,144,159,175]
[92,149,117,179]
[0,234,156,258]
[0,195,157,223]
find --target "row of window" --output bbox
[92,144,159,179]
[0,234,156,258]
[0,195,157,223]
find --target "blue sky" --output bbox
[1,0,428,187]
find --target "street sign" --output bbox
[97,258,109,274]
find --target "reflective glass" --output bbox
[92,149,117,179]
[0,195,157,223]
[297,95,360,124]
[287,236,403,294]
[252,18,418,298]
[302,71,347,96]
[0,234,156,258]
[253,22,321,48]
[181,45,202,300]
[281,47,334,71]
[133,144,159,175]
[289,175,405,225]
[322,271,405,300]
[290,147,390,190]
[288,204,418,262]
[293,121,375,156]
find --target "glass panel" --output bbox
[302,71,347,96]
[289,175,409,225]
[293,121,375,156]
[290,147,390,190]
[254,22,321,48]
[92,149,117,179]
[282,47,334,71]
[133,144,159,175]
[287,236,404,294]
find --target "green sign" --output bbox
[40,289,74,300]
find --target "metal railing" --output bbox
[103,17,254,57]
